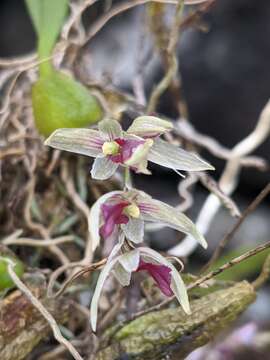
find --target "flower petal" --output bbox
[148,138,214,171]
[88,191,122,251]
[138,194,207,248]
[171,268,191,314]
[98,118,122,140]
[121,218,144,243]
[91,156,119,180]
[90,255,119,332]
[127,116,173,137]
[45,128,103,157]
[138,247,190,314]
[118,249,140,272]
[113,262,132,286]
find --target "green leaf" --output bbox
[25,0,68,75]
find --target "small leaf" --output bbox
[25,0,68,61]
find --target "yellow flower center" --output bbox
[102,141,120,155]
[124,204,140,218]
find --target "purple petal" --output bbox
[109,138,145,164]
[136,259,173,297]
[100,201,129,239]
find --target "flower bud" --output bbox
[102,141,120,155]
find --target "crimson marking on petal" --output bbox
[99,201,129,239]
[138,203,158,213]
[109,138,145,164]
[136,260,173,297]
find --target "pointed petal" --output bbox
[88,191,122,251]
[45,128,103,157]
[121,218,144,244]
[148,138,214,171]
[113,262,132,286]
[90,256,119,332]
[118,249,140,272]
[127,116,173,137]
[139,247,190,314]
[98,119,122,140]
[91,156,119,180]
[138,194,207,248]
[171,268,191,314]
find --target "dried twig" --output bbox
[3,235,74,247]
[47,258,107,299]
[1,257,84,360]
[147,0,185,113]
[198,172,241,218]
[176,172,198,212]
[175,120,268,170]
[252,253,270,290]
[24,177,70,265]
[169,99,270,257]
[83,0,183,46]
[203,183,270,271]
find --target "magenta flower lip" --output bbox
[136,259,173,297]
[109,138,145,164]
[99,201,129,239]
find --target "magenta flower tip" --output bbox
[137,260,173,297]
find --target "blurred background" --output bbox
[0,0,270,358]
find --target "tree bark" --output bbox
[97,281,256,360]
[0,288,69,360]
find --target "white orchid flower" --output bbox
[45,116,214,180]
[90,246,190,332]
[88,189,207,252]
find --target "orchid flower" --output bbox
[45,116,214,180]
[90,245,190,332]
[88,189,207,252]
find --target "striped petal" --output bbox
[127,116,173,138]
[138,193,207,249]
[90,255,120,332]
[91,156,119,180]
[45,128,103,157]
[98,118,122,140]
[148,138,214,172]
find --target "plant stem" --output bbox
[124,167,132,190]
